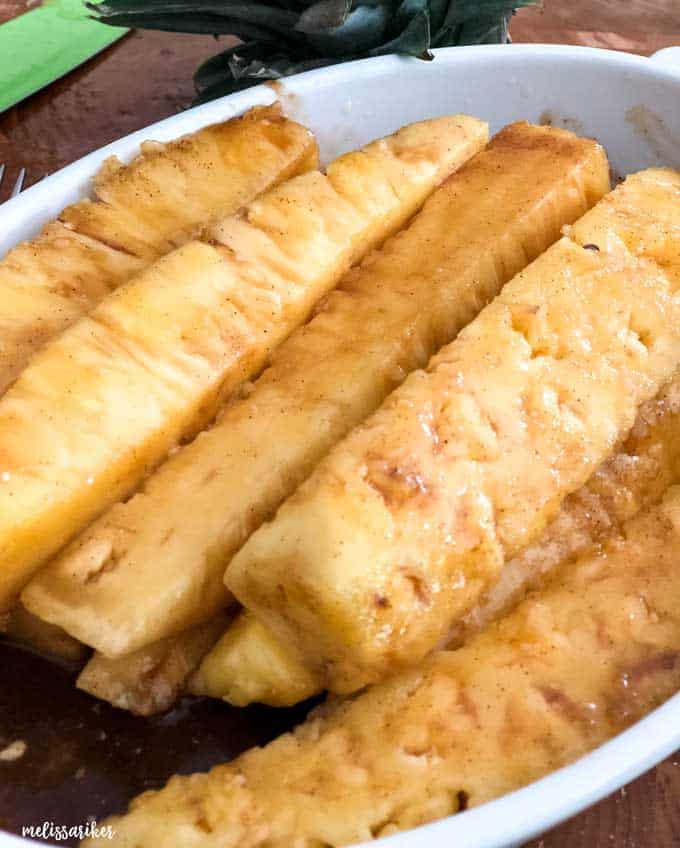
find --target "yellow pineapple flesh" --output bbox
[189,613,319,708]
[226,168,680,694]
[0,604,87,664]
[0,115,483,611]
[570,167,680,284]
[61,105,318,261]
[23,123,608,659]
[22,116,489,648]
[0,106,318,394]
[193,366,680,706]
[77,615,229,716]
[91,487,680,848]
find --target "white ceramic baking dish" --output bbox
[1,42,680,848]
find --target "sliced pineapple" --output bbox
[77,615,229,716]
[22,123,609,658]
[226,169,680,694]
[0,115,485,612]
[569,167,680,286]
[91,487,680,848]
[0,226,144,396]
[189,613,318,708]
[193,367,680,706]
[60,105,318,261]
[80,166,680,710]
[21,115,490,647]
[453,369,680,644]
[0,106,317,394]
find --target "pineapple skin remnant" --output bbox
[22,116,490,650]
[0,115,483,612]
[0,106,318,394]
[227,168,680,694]
[196,349,680,708]
[76,615,230,716]
[87,487,680,848]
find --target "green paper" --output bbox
[0,0,128,114]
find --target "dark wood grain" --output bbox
[513,0,680,53]
[0,2,680,846]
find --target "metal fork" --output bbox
[0,164,26,200]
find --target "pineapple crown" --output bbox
[92,0,537,103]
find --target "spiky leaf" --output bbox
[91,0,538,101]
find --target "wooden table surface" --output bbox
[1,2,680,846]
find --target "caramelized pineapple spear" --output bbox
[22,115,490,649]
[197,170,680,707]
[90,487,680,848]
[226,169,680,694]
[23,123,608,659]
[0,106,317,393]
[191,611,319,707]
[569,167,680,284]
[77,616,229,716]
[0,115,484,611]
[195,369,680,705]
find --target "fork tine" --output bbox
[11,168,26,198]
[0,163,5,191]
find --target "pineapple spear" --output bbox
[0,115,476,611]
[91,0,538,102]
